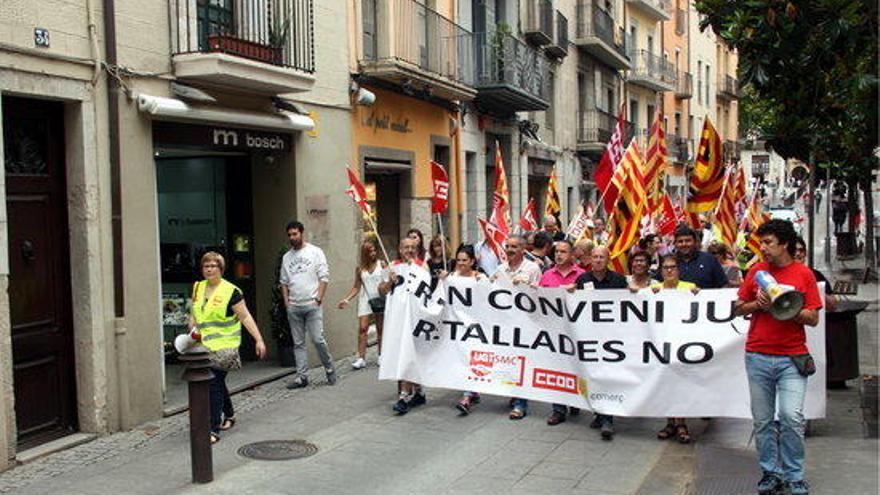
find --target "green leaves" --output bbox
[696,0,879,179]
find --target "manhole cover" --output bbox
[237,440,318,460]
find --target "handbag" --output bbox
[790,354,816,377]
[362,268,385,314]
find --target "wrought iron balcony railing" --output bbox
[718,75,740,99]
[675,8,686,35]
[170,0,315,73]
[474,31,549,112]
[577,108,616,145]
[360,0,475,89]
[546,11,569,58]
[524,0,554,46]
[675,71,693,99]
[666,134,692,162]
[627,49,676,90]
[575,2,628,60]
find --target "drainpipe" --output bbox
[451,112,462,249]
[103,0,130,430]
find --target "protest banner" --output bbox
[379,264,826,419]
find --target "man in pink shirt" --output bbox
[539,240,584,425]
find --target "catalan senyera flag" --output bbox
[714,168,742,246]
[519,197,539,232]
[607,142,647,273]
[687,118,725,214]
[596,107,628,214]
[545,166,561,219]
[744,195,770,258]
[345,167,371,216]
[489,142,511,235]
[478,218,508,263]
[644,111,668,216]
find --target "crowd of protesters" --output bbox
[205,214,824,495]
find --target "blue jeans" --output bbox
[287,303,334,380]
[511,398,528,412]
[209,369,234,434]
[745,352,808,482]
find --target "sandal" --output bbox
[509,408,526,420]
[675,424,692,444]
[210,432,220,444]
[219,416,236,431]
[657,423,676,440]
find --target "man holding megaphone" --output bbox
[734,219,823,495]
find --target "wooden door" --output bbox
[3,96,77,448]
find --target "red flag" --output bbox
[478,218,508,263]
[595,107,627,214]
[489,142,511,235]
[519,197,539,232]
[430,161,449,214]
[657,195,678,236]
[345,167,371,216]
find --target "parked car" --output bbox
[769,207,804,236]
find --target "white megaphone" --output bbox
[174,329,202,354]
[755,270,804,321]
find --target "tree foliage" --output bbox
[695,0,879,182]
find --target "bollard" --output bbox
[179,346,215,483]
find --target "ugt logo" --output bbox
[468,351,525,386]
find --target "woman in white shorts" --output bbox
[338,237,387,369]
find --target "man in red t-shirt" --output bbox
[734,219,822,495]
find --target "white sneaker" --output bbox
[351,357,367,369]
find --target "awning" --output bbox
[136,94,314,132]
[364,158,412,171]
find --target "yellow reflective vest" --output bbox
[192,279,242,352]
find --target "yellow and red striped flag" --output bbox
[714,167,744,246]
[686,118,725,214]
[744,195,771,257]
[489,141,511,235]
[607,142,647,273]
[644,110,668,216]
[545,166,561,219]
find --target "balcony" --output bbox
[545,11,569,59]
[359,0,476,102]
[574,2,630,70]
[723,139,741,160]
[666,135,692,163]
[625,0,671,21]
[717,75,740,100]
[524,0,554,46]
[627,49,676,91]
[675,8,686,35]
[675,71,692,99]
[577,108,615,152]
[170,0,315,95]
[474,31,549,114]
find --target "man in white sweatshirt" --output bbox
[280,220,335,388]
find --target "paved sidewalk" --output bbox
[1,356,678,495]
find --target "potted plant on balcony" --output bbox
[491,22,512,82]
[268,17,291,65]
[207,29,276,63]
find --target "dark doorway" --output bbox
[3,96,77,448]
[365,172,401,254]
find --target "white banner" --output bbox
[379,265,826,419]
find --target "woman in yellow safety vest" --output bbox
[188,251,267,444]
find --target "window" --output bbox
[697,60,702,102]
[362,0,377,60]
[546,70,555,130]
[674,112,682,137]
[647,104,655,130]
[630,99,638,126]
[705,64,711,105]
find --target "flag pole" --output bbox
[436,213,448,269]
[364,213,391,265]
